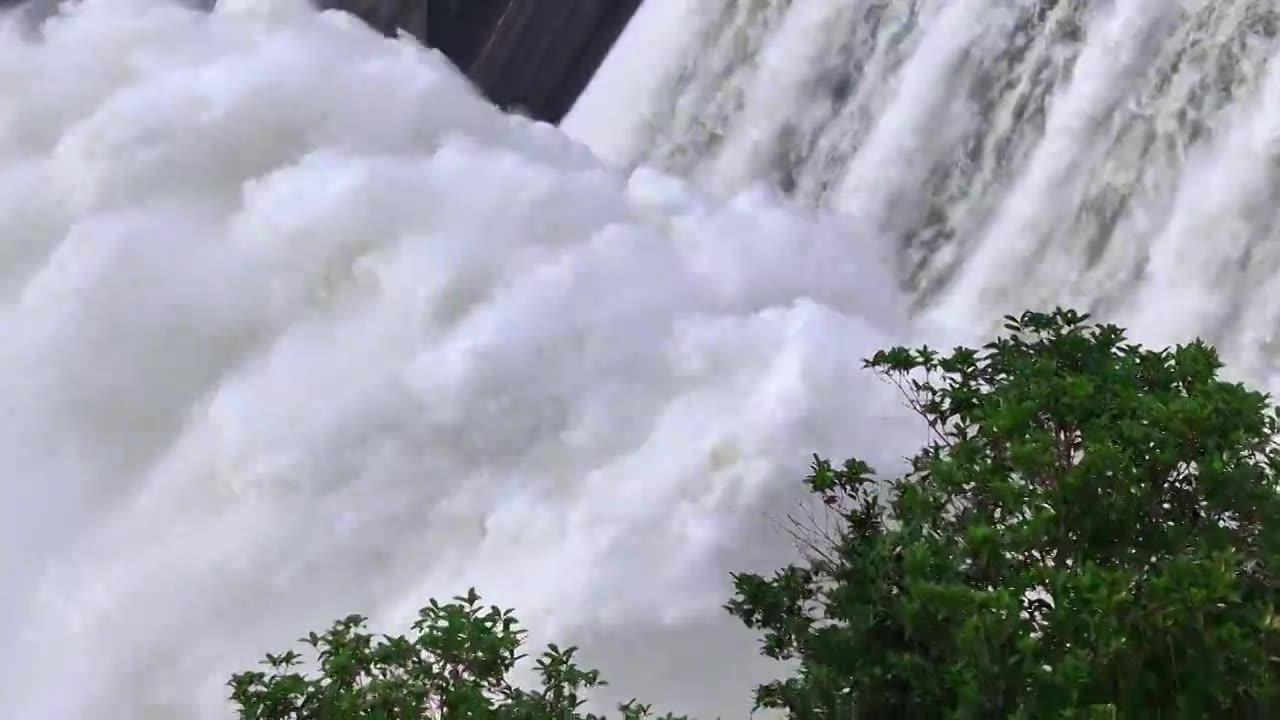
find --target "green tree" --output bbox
[228,588,688,720]
[727,309,1280,719]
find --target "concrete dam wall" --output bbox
[0,0,643,125]
[318,0,644,124]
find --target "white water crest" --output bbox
[0,0,921,718]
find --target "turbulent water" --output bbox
[568,0,1280,376]
[4,0,1280,718]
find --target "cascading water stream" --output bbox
[569,0,1280,372]
[0,2,912,717]
[3,0,1280,718]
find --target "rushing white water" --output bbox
[0,1,923,718]
[567,0,1280,381]
[9,0,1280,717]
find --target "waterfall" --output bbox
[4,0,1279,717]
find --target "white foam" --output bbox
[0,1,917,717]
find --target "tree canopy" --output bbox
[728,309,1280,718]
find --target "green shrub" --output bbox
[227,588,687,719]
[727,309,1280,718]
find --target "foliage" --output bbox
[228,588,688,720]
[726,308,1280,719]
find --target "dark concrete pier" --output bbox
[319,0,644,124]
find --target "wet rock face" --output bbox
[317,0,643,124]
